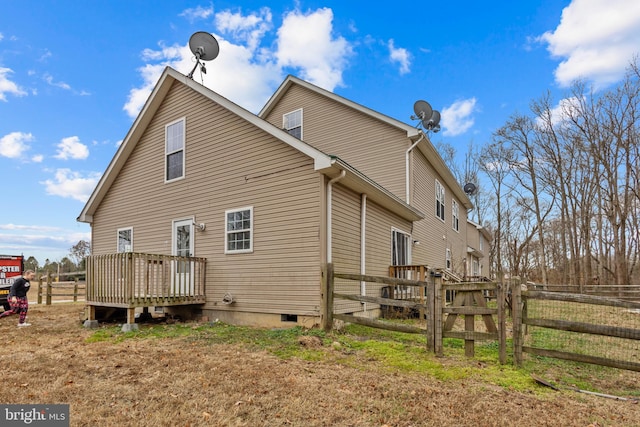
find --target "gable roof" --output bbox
[260,75,473,210]
[78,67,424,224]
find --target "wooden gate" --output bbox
[321,263,506,362]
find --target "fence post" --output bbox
[46,273,52,305]
[73,277,79,302]
[433,271,443,357]
[321,263,334,331]
[497,282,506,364]
[37,275,43,305]
[511,280,523,367]
[426,272,435,352]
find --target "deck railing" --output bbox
[86,253,206,308]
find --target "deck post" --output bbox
[121,307,139,332]
[83,305,99,329]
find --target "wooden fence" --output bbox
[321,263,506,363]
[536,284,640,301]
[512,284,640,372]
[36,272,86,305]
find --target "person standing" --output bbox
[0,269,35,327]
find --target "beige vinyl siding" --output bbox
[329,184,413,314]
[331,184,362,314]
[411,149,467,275]
[364,198,412,303]
[92,81,324,316]
[263,84,408,200]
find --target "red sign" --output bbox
[0,255,23,285]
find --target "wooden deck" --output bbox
[85,252,206,309]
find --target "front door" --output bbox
[172,219,194,296]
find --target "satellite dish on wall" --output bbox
[464,183,477,195]
[187,31,220,79]
[412,100,441,133]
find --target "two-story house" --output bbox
[78,66,489,329]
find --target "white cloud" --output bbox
[41,169,101,202]
[276,8,352,90]
[539,0,640,88]
[0,224,61,232]
[216,7,272,51]
[43,73,71,90]
[0,131,34,158]
[124,6,352,119]
[54,136,90,160]
[536,96,582,127]
[388,39,411,75]
[441,98,477,137]
[32,154,44,163]
[0,67,27,101]
[180,5,214,22]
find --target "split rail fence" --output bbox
[320,263,507,363]
[36,272,86,305]
[511,284,640,372]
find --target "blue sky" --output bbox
[1,0,639,265]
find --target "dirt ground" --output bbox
[1,303,639,427]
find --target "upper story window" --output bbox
[452,200,459,232]
[283,109,302,139]
[117,227,133,253]
[225,206,253,254]
[435,180,445,222]
[479,230,484,251]
[165,118,185,182]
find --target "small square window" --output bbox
[225,207,253,253]
[283,109,302,139]
[117,227,133,253]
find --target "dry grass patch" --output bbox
[0,303,639,426]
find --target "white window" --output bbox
[435,180,445,221]
[117,227,133,253]
[391,229,411,266]
[479,230,484,251]
[446,248,452,270]
[165,118,185,182]
[225,207,253,253]
[283,109,302,139]
[452,200,459,232]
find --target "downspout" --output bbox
[360,194,367,307]
[405,132,425,205]
[326,170,346,263]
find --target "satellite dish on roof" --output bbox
[412,100,441,133]
[464,183,477,195]
[422,110,441,132]
[413,100,433,121]
[187,31,220,79]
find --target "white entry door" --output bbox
[172,219,194,296]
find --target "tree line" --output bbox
[471,60,640,287]
[23,240,91,278]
